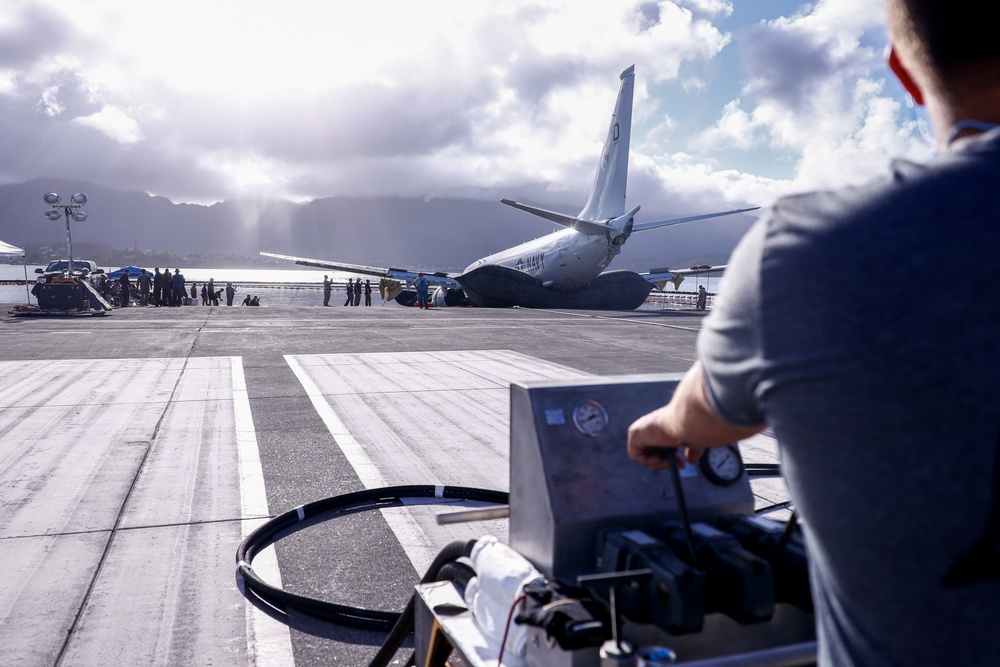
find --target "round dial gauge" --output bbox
[572,400,610,437]
[699,445,744,486]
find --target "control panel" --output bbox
[508,374,754,583]
[505,374,815,665]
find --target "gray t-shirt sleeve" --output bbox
[697,218,768,427]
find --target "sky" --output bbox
[0,0,934,219]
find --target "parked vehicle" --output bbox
[35,259,103,276]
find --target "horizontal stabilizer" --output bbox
[643,264,726,281]
[642,264,727,291]
[633,206,760,233]
[500,199,611,236]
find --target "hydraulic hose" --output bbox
[745,463,782,476]
[236,484,508,631]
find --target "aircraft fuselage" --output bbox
[463,226,623,291]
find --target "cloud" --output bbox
[74,105,142,143]
[0,2,77,69]
[687,0,933,204]
[0,0,925,227]
[676,0,733,19]
[699,100,757,150]
[37,85,64,116]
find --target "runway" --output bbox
[0,304,786,666]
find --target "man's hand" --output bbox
[627,361,765,470]
[627,408,704,470]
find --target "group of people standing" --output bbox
[325,276,372,307]
[132,268,239,307]
[146,267,187,307]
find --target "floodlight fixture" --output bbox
[41,191,90,275]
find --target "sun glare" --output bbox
[68,0,492,101]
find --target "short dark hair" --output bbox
[893,1,1000,71]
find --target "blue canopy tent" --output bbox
[106,265,148,280]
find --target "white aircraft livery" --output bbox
[262,66,758,310]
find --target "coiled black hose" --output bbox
[236,484,508,631]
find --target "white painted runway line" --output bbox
[0,357,292,667]
[286,350,592,575]
[232,356,294,667]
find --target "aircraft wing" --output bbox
[641,264,727,291]
[632,206,760,233]
[259,252,462,289]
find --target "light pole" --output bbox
[43,192,89,274]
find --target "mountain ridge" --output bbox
[0,178,752,271]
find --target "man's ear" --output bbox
[889,45,925,105]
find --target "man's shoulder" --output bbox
[766,145,996,239]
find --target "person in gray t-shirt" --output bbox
[627,1,1000,665]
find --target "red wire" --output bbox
[496,592,529,666]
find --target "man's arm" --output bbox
[627,360,766,469]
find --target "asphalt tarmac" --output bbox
[0,301,787,666]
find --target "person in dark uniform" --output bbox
[152,267,163,306]
[353,278,362,306]
[415,272,429,309]
[226,282,236,306]
[696,285,707,310]
[344,278,354,306]
[323,275,332,306]
[137,269,152,306]
[172,269,185,306]
[364,279,372,306]
[118,268,130,307]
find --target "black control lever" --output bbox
[650,446,699,569]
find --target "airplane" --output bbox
[262,65,758,310]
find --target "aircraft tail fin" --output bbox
[578,65,634,224]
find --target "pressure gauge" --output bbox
[572,399,609,437]
[699,445,744,486]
